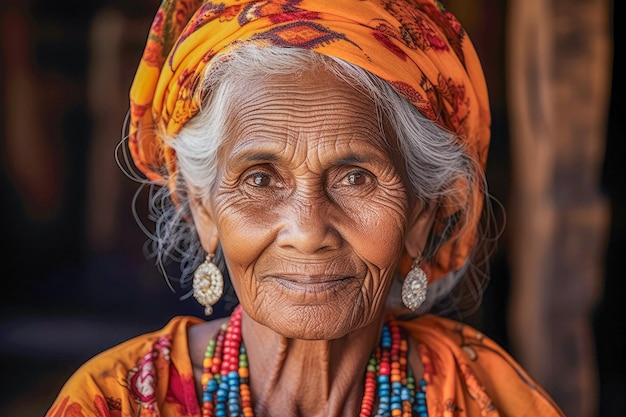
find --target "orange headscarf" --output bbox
[128,0,491,281]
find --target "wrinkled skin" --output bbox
[188,66,434,416]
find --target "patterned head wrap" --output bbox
[128,0,491,281]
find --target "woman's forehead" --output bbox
[221,68,391,157]
[228,66,374,116]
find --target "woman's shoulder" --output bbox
[80,314,207,374]
[45,315,207,417]
[399,314,566,417]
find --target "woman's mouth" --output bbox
[268,275,353,293]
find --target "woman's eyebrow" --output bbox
[334,151,389,166]
[336,155,367,164]
[230,151,280,164]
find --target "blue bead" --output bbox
[207,379,218,392]
[379,388,390,397]
[417,405,427,412]
[202,392,212,402]
[390,403,401,410]
[391,395,401,404]
[401,388,410,401]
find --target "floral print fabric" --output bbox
[127,0,491,282]
[46,316,203,417]
[46,314,564,416]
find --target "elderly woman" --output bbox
[47,1,565,416]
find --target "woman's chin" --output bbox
[238,276,387,340]
[254,302,373,341]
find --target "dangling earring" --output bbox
[402,258,428,311]
[193,254,224,316]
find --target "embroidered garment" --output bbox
[127,0,491,282]
[45,314,565,416]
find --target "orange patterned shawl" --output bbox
[127,0,491,282]
[45,314,565,416]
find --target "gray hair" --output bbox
[132,45,489,315]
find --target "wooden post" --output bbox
[506,1,611,416]
[1,5,62,219]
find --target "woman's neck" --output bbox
[241,309,386,417]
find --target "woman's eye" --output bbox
[242,167,284,188]
[330,168,377,196]
[347,171,367,185]
[246,172,272,187]
[340,170,374,187]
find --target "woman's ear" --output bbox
[188,194,219,254]
[404,202,437,258]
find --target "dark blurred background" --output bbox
[0,1,622,416]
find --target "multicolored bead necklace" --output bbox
[200,305,428,417]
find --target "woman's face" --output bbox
[194,67,427,340]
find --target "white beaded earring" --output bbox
[193,254,224,316]
[401,258,428,311]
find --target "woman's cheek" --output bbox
[342,199,407,266]
[215,194,277,291]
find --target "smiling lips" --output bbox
[267,274,355,292]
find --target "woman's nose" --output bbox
[275,195,342,254]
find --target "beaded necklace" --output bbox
[200,305,428,417]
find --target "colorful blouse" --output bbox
[45,314,565,416]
